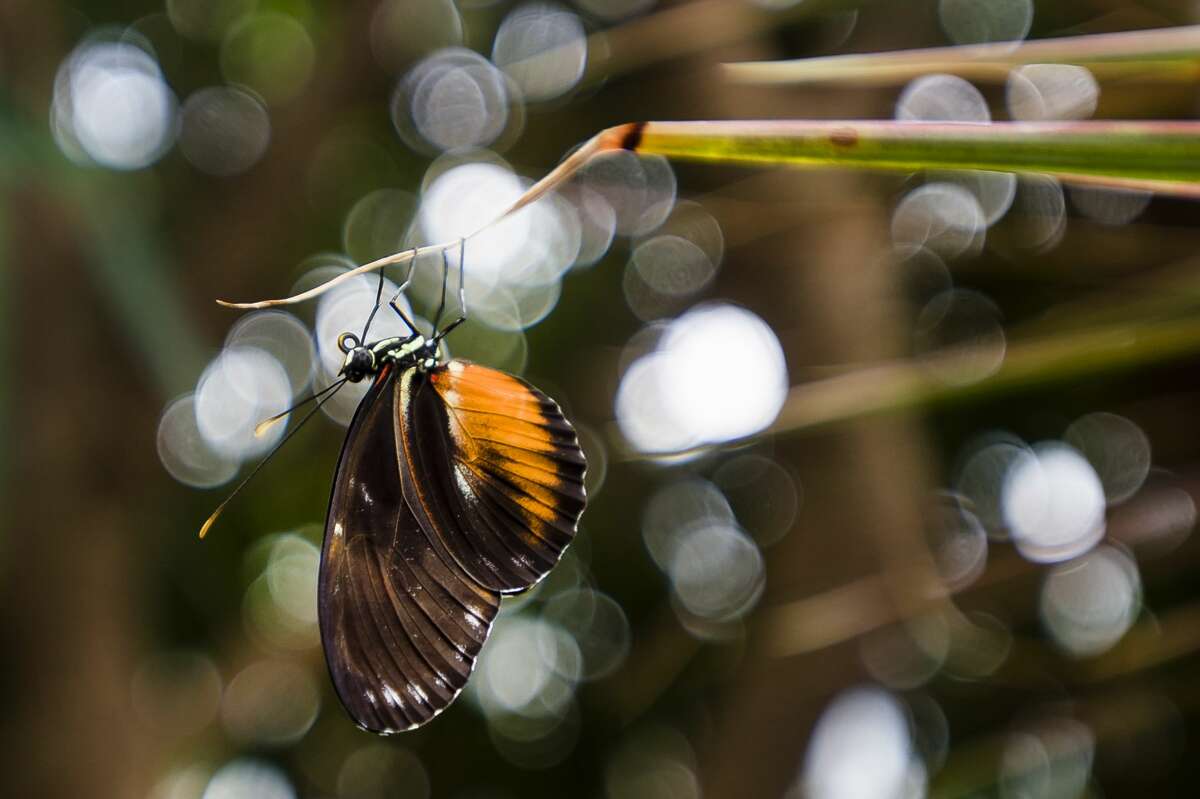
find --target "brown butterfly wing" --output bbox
[395,360,587,594]
[319,367,500,734]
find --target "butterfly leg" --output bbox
[386,252,420,337]
[432,247,450,335]
[433,240,468,343]
[358,256,391,341]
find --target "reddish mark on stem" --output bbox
[829,128,859,148]
[619,121,647,151]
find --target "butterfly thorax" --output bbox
[339,334,439,383]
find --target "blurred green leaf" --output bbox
[724,24,1200,86]
[768,315,1200,436]
[634,119,1200,191]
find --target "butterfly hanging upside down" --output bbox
[206,244,587,734]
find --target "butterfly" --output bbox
[203,245,587,734]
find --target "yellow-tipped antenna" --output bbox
[198,501,229,539]
[255,411,289,438]
[197,379,347,540]
[251,379,347,440]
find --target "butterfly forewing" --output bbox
[396,360,587,594]
[319,367,500,734]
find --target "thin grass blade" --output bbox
[724,25,1200,86]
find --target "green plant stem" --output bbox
[636,119,1200,184]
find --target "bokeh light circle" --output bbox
[892,183,987,260]
[1069,185,1152,226]
[53,39,178,170]
[393,48,511,154]
[576,150,678,236]
[221,659,320,745]
[939,0,1033,45]
[668,521,765,625]
[1040,545,1141,657]
[802,686,915,799]
[225,311,316,397]
[1002,443,1106,563]
[956,434,1032,534]
[179,86,271,176]
[476,615,578,719]
[1004,175,1067,251]
[220,13,315,105]
[342,189,418,265]
[617,303,788,453]
[642,477,736,568]
[896,74,990,122]
[1064,412,1151,505]
[493,3,587,102]
[1007,64,1099,122]
[416,158,580,330]
[913,289,1006,383]
[194,346,292,460]
[202,759,295,799]
[541,588,631,680]
[999,719,1095,799]
[157,394,240,487]
[926,493,988,589]
[712,454,800,546]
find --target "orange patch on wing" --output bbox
[432,364,557,444]
[411,359,586,592]
[431,362,583,521]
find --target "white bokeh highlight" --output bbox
[801,687,917,799]
[393,48,511,153]
[1007,64,1099,122]
[1002,443,1106,563]
[893,184,987,261]
[53,40,178,170]
[194,346,292,461]
[493,3,587,102]
[417,158,581,330]
[896,74,990,123]
[202,759,295,799]
[1040,545,1141,657]
[617,304,787,454]
[157,395,240,488]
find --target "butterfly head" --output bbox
[338,331,440,382]
[336,333,376,383]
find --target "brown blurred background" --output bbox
[3,1,1200,798]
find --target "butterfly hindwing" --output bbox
[319,367,500,734]
[396,360,587,594]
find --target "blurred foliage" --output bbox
[6,2,1200,799]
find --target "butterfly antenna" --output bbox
[199,378,348,539]
[253,378,346,438]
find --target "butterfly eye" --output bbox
[338,332,360,354]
